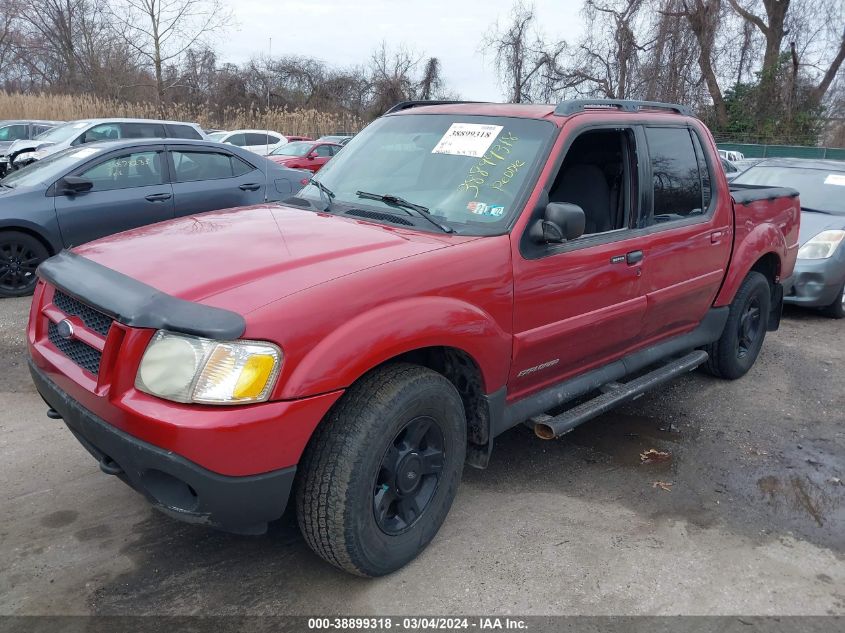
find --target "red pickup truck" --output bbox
[27,100,800,577]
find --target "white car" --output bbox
[718,149,745,162]
[216,129,288,156]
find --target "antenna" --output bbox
[264,36,272,202]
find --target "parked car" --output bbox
[0,120,64,175]
[206,131,228,142]
[5,118,206,170]
[722,157,740,181]
[718,149,745,162]
[28,99,799,577]
[317,134,353,145]
[268,140,341,173]
[733,158,845,318]
[0,138,308,297]
[731,158,765,173]
[216,129,287,155]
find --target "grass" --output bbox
[0,92,362,137]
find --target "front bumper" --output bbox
[31,360,296,535]
[784,256,845,308]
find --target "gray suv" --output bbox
[4,118,205,170]
[0,120,64,175]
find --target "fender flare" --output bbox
[714,221,786,307]
[280,296,511,399]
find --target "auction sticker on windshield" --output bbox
[432,123,503,158]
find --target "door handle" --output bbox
[145,193,172,202]
[626,250,644,265]
[239,183,261,191]
[711,230,724,244]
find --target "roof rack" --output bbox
[555,99,692,117]
[384,100,487,114]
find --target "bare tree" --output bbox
[107,0,232,113]
[482,1,563,102]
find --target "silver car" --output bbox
[0,120,64,175]
[5,118,206,170]
[732,158,845,318]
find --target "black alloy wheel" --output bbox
[374,415,445,535]
[0,231,48,297]
[736,295,762,359]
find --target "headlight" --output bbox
[135,331,282,404]
[797,230,845,260]
[12,151,34,164]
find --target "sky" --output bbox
[217,0,585,102]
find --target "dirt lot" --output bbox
[1,296,843,616]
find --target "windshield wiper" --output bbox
[309,178,335,211]
[801,207,831,215]
[355,191,453,233]
[0,182,13,189]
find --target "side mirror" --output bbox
[306,153,316,159]
[58,175,93,195]
[530,202,586,244]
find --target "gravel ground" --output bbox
[0,295,843,616]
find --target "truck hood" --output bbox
[799,210,845,245]
[72,204,462,314]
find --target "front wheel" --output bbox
[295,363,466,576]
[0,231,49,298]
[704,271,771,379]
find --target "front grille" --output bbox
[48,321,102,375]
[53,290,114,336]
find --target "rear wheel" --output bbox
[0,231,48,298]
[295,363,466,576]
[704,271,771,379]
[822,282,845,319]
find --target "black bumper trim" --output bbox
[30,360,294,535]
[37,251,245,340]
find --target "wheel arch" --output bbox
[715,222,786,308]
[0,222,60,256]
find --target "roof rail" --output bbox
[384,100,487,114]
[555,99,693,117]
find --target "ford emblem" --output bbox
[56,319,75,340]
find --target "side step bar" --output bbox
[530,350,709,440]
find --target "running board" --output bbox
[530,350,709,440]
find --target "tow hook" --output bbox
[99,456,124,476]
[46,408,62,420]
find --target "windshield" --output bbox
[207,131,226,142]
[1,145,101,188]
[34,120,90,143]
[272,142,311,157]
[298,114,555,233]
[733,165,845,215]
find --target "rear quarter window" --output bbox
[167,124,203,140]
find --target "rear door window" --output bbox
[121,122,167,139]
[167,124,203,140]
[643,127,704,226]
[314,144,333,157]
[172,150,246,182]
[246,133,280,146]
